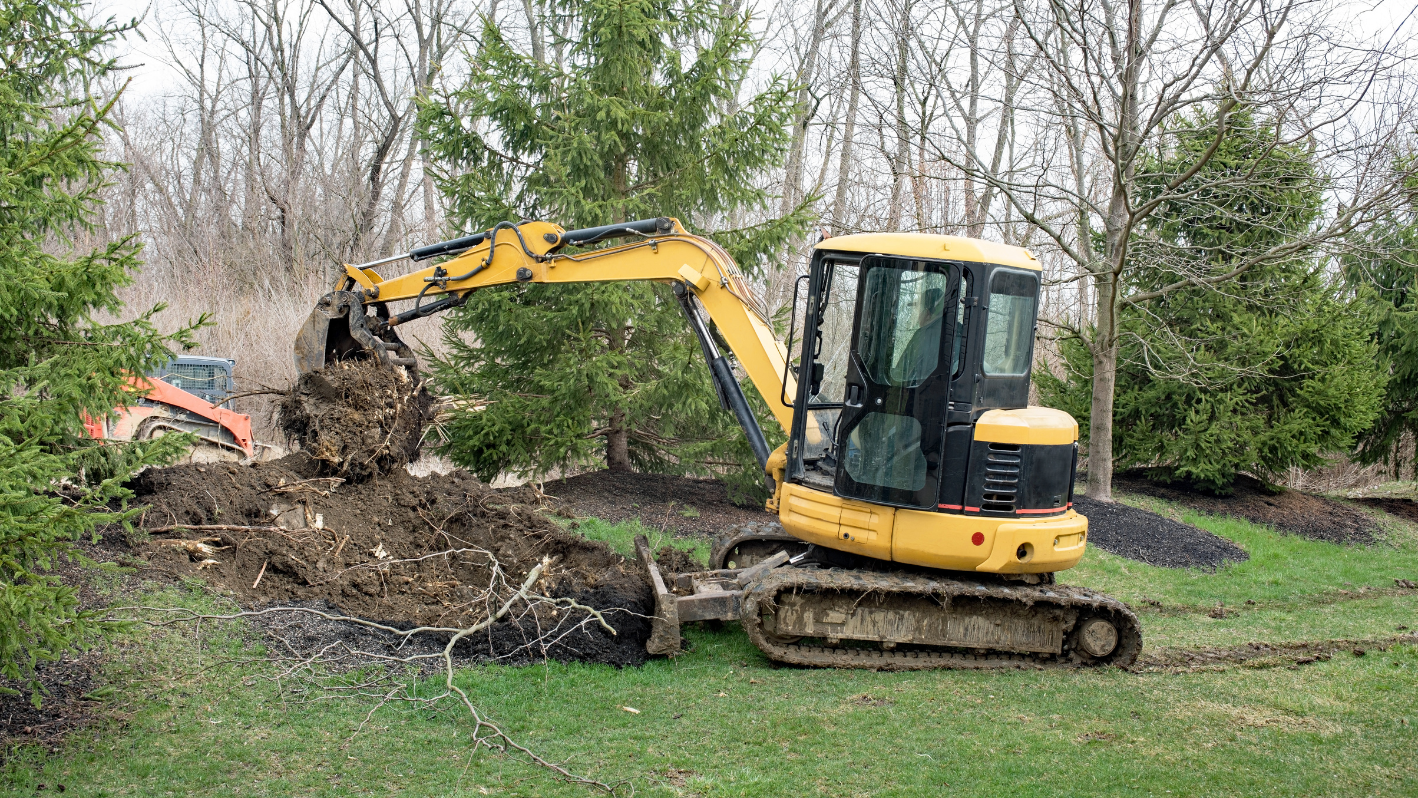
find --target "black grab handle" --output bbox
[410,217,675,262]
[410,231,488,262]
[552,217,675,249]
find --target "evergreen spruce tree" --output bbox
[419,0,807,499]
[1037,109,1385,492]
[0,0,200,698]
[1344,163,1418,480]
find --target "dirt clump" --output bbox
[132,455,653,667]
[544,470,769,537]
[1113,470,1380,545]
[279,360,435,481]
[1073,495,1248,570]
[654,545,707,574]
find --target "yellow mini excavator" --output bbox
[293,217,1142,670]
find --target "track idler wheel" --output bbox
[1066,610,1142,667]
[709,522,808,570]
[1075,617,1120,658]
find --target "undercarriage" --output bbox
[640,524,1141,670]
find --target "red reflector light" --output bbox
[971,532,984,546]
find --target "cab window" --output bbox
[982,271,1037,376]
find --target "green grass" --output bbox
[570,517,711,567]
[4,496,1417,797]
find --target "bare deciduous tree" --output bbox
[929,0,1417,499]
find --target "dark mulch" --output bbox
[0,539,130,758]
[1112,470,1381,545]
[543,470,769,537]
[1073,495,1248,570]
[0,653,104,758]
[1354,498,1418,526]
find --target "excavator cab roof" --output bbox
[815,232,1041,272]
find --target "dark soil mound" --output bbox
[132,456,653,667]
[545,470,768,537]
[1113,470,1380,545]
[1355,498,1418,525]
[654,545,707,573]
[279,360,434,481]
[1073,495,1248,569]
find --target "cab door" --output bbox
[834,256,960,508]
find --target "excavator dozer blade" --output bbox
[292,291,418,376]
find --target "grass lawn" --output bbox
[3,493,1416,797]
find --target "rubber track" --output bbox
[741,567,1143,671]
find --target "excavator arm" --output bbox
[293,217,793,467]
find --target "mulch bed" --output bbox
[542,470,769,537]
[0,536,133,758]
[1113,470,1381,545]
[1353,498,1418,526]
[1073,495,1248,570]
[549,470,1246,571]
[0,653,103,759]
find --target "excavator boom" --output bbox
[294,218,792,432]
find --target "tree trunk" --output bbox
[779,0,828,219]
[830,0,862,234]
[521,0,544,63]
[1086,0,1143,503]
[606,409,631,472]
[885,2,911,230]
[1087,271,1118,501]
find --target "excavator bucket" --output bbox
[292,290,417,375]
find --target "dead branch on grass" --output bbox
[106,555,627,794]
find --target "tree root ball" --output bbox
[279,360,435,481]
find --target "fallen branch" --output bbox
[106,555,625,794]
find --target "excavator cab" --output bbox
[761,234,1084,579]
[782,236,1075,517]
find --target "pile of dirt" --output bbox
[1073,495,1248,569]
[132,454,654,667]
[1354,498,1418,525]
[278,361,435,480]
[1113,470,1380,545]
[544,470,769,537]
